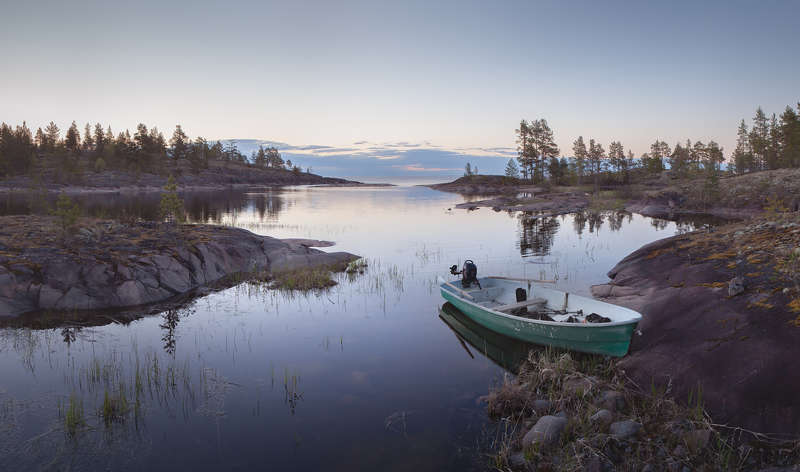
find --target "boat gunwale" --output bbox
[439,278,642,329]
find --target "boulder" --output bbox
[590,409,613,428]
[521,415,568,448]
[597,390,625,412]
[609,420,642,440]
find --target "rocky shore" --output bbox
[591,216,800,435]
[0,216,358,317]
[0,161,360,194]
[431,168,800,222]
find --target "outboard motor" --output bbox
[449,260,481,289]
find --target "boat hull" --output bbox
[440,289,638,357]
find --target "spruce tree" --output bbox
[515,120,534,180]
[504,159,520,178]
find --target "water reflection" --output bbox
[518,215,560,257]
[0,188,287,224]
[439,302,533,374]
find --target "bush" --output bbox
[159,176,184,224]
[93,157,106,173]
[51,194,81,234]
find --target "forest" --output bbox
[0,121,299,181]
[507,102,800,188]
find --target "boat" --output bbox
[439,302,533,373]
[437,275,641,357]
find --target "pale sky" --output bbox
[2,0,798,175]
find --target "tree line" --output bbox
[0,121,299,178]
[509,101,800,188]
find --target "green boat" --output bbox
[439,302,534,374]
[437,276,641,357]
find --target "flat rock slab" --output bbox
[0,216,358,317]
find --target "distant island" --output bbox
[0,120,361,192]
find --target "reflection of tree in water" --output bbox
[518,214,560,257]
[650,218,670,230]
[61,327,80,345]
[607,210,630,232]
[587,211,605,233]
[252,193,284,221]
[573,210,588,236]
[160,306,195,356]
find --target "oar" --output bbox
[486,276,556,284]
[437,276,475,300]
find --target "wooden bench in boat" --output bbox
[495,297,547,313]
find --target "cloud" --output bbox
[220,138,516,177]
[394,163,462,172]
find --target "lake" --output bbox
[0,184,701,470]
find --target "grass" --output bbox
[59,393,86,437]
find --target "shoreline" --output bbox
[0,215,359,318]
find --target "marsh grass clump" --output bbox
[345,258,368,275]
[59,393,86,437]
[490,348,800,471]
[100,385,130,426]
[250,261,353,292]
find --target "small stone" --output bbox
[672,444,688,458]
[533,399,551,413]
[563,376,594,397]
[729,277,745,297]
[597,390,625,412]
[508,451,528,469]
[609,420,642,440]
[522,415,568,448]
[540,368,556,381]
[683,429,710,453]
[590,409,613,428]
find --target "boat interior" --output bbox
[446,277,625,324]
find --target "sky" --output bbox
[1,0,798,177]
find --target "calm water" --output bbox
[0,185,699,471]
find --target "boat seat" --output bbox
[495,297,547,313]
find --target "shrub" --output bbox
[51,193,81,234]
[159,176,185,224]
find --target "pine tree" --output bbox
[750,107,769,170]
[779,105,800,168]
[83,123,94,151]
[504,159,520,178]
[515,120,534,180]
[572,136,587,185]
[732,120,753,173]
[94,123,105,154]
[170,125,188,160]
[767,113,780,170]
[530,119,559,183]
[64,121,81,154]
[464,162,473,176]
[34,128,46,150]
[587,139,605,193]
[44,121,60,151]
[159,175,184,224]
[254,146,267,167]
